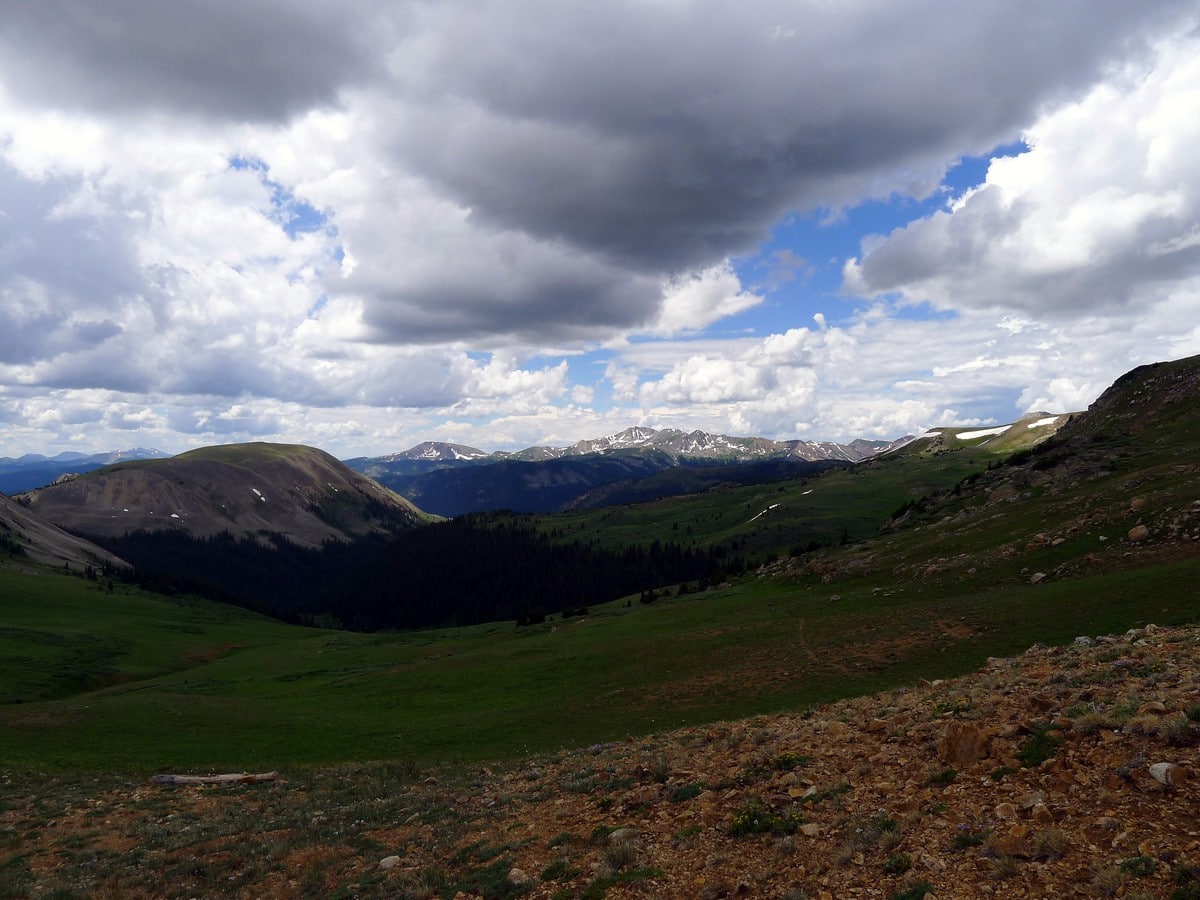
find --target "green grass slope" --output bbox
[527,447,995,562]
[3,546,1197,774]
[0,571,303,706]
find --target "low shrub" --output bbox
[729,801,803,837]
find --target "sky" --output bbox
[2,1,1200,459]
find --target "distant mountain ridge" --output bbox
[348,426,908,475]
[560,426,905,462]
[0,447,169,495]
[345,427,910,517]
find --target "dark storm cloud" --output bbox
[346,231,665,345]
[0,0,392,121]
[383,0,1191,274]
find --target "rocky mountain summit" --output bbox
[6,622,1197,898]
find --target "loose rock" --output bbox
[936,721,990,767]
[1148,762,1188,787]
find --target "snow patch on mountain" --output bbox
[956,426,1009,440]
[1027,415,1060,429]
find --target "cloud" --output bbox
[340,211,665,345]
[381,0,1187,274]
[0,114,343,399]
[1,1,1198,457]
[612,292,1193,443]
[0,164,143,367]
[0,0,388,122]
[845,26,1200,317]
[5,1,1191,356]
[648,265,763,336]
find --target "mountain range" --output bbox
[343,426,912,516]
[348,426,907,474]
[0,428,906,498]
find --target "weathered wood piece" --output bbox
[151,772,280,785]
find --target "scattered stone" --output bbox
[991,823,1031,857]
[1073,636,1093,646]
[1015,792,1044,811]
[1148,763,1188,787]
[379,855,401,871]
[1032,804,1056,825]
[1128,525,1150,542]
[936,721,990,767]
[507,867,531,887]
[1030,572,1047,585]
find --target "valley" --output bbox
[1,355,1199,898]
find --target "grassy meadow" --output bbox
[3,535,1198,775]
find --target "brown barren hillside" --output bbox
[4,622,1198,898]
[16,442,429,548]
[0,492,127,571]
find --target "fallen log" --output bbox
[151,772,280,785]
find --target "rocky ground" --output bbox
[3,624,1199,899]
